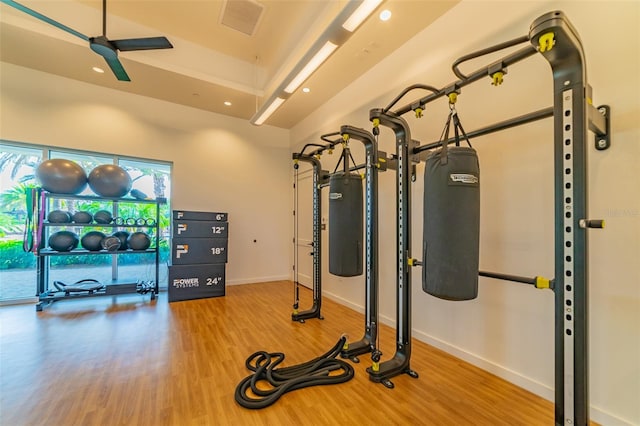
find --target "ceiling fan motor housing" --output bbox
[90,36,118,59]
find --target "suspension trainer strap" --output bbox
[23,187,36,252]
[36,189,45,253]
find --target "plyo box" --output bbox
[172,210,227,222]
[168,263,225,302]
[171,237,228,265]
[173,220,228,239]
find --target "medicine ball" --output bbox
[88,164,132,198]
[128,232,151,250]
[36,159,88,194]
[48,231,79,252]
[72,211,93,224]
[112,231,130,250]
[101,235,121,251]
[93,210,113,224]
[47,210,72,224]
[81,231,106,251]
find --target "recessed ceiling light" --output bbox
[224,101,232,106]
[379,10,391,21]
[92,67,104,74]
[302,87,310,93]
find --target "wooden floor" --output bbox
[1,280,560,425]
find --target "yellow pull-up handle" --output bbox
[538,32,556,53]
[491,72,505,86]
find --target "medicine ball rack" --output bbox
[33,191,165,311]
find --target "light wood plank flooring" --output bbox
[1,280,569,425]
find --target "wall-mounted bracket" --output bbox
[589,104,611,150]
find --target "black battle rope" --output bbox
[234,336,355,409]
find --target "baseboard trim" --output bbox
[323,290,630,426]
[226,275,290,286]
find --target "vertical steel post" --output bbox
[366,109,418,386]
[339,126,378,360]
[291,153,323,321]
[530,11,589,425]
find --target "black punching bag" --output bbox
[423,146,480,300]
[329,172,363,277]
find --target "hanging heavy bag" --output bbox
[329,168,363,277]
[422,108,480,301]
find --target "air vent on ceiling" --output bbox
[219,0,265,36]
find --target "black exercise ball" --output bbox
[47,210,72,224]
[93,210,113,224]
[36,159,88,194]
[128,232,151,250]
[48,231,79,252]
[72,211,93,224]
[112,231,130,250]
[101,236,121,251]
[88,164,132,198]
[81,231,106,251]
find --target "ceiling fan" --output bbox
[1,0,173,81]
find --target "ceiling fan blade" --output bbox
[1,0,89,41]
[102,55,130,82]
[111,37,173,51]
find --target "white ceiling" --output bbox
[0,0,459,128]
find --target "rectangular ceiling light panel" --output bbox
[254,97,286,125]
[342,0,383,32]
[284,41,338,94]
[220,0,265,36]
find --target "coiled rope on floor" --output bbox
[234,336,355,409]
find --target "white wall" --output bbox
[0,63,292,285]
[291,1,640,425]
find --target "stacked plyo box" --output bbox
[168,210,228,302]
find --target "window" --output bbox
[0,143,43,302]
[0,141,172,303]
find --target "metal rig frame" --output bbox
[291,151,327,322]
[367,11,609,426]
[338,126,380,363]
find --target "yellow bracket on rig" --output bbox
[414,107,423,119]
[538,32,556,53]
[371,361,380,372]
[372,118,380,128]
[343,134,350,142]
[407,258,415,267]
[535,276,551,289]
[448,92,458,105]
[328,148,333,155]
[293,308,299,315]
[294,159,299,165]
[491,71,505,86]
